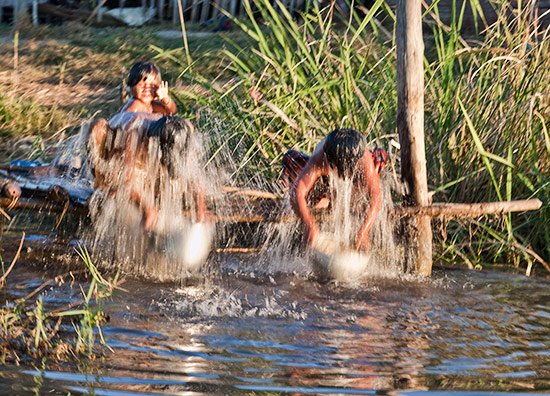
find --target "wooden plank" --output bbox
[2,196,542,222]
[397,0,432,276]
[200,0,210,22]
[395,199,543,217]
[191,0,200,21]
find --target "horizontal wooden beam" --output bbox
[396,199,542,218]
[1,197,542,223]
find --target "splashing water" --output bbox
[39,109,409,283]
[259,171,408,283]
[84,112,224,281]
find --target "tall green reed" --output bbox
[424,0,549,272]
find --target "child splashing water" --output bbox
[86,61,213,279]
[120,61,177,115]
[89,61,206,231]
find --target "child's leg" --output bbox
[129,187,158,231]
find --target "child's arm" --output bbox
[290,152,327,247]
[153,81,177,115]
[355,153,382,251]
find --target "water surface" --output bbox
[1,235,548,395]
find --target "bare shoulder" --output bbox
[123,98,149,113]
[360,149,375,170]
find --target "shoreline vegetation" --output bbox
[1,235,120,364]
[0,0,548,363]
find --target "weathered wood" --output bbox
[31,0,38,25]
[158,0,165,20]
[37,3,121,25]
[395,199,543,217]
[229,0,237,16]
[200,0,209,23]
[222,186,280,200]
[0,197,87,214]
[191,0,200,21]
[2,196,541,222]
[397,0,432,276]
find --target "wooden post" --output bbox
[396,0,433,276]
[172,0,178,23]
[158,0,165,20]
[229,0,237,17]
[32,0,38,25]
[200,0,210,23]
[191,0,200,21]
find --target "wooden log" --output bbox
[37,3,121,25]
[397,0,432,276]
[395,199,543,218]
[222,186,281,200]
[1,196,542,223]
[0,197,87,214]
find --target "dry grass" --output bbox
[0,22,231,160]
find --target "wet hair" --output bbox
[127,61,161,87]
[147,116,193,177]
[323,128,367,178]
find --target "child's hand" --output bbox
[155,81,170,104]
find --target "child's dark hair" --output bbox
[147,116,193,177]
[127,61,161,87]
[323,128,367,178]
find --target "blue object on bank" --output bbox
[10,160,43,167]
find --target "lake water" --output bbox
[1,232,549,395]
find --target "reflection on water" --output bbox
[1,242,549,395]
